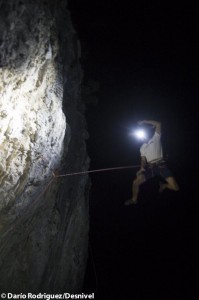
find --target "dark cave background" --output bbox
[68,1,199,299]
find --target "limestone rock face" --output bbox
[0,0,89,293]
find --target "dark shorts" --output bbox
[144,163,173,180]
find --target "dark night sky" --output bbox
[68,1,199,169]
[68,2,198,299]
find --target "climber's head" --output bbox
[130,125,154,143]
[133,128,147,140]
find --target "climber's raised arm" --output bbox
[137,120,161,135]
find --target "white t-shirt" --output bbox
[140,132,163,163]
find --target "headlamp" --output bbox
[129,128,147,140]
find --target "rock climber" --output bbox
[125,120,179,205]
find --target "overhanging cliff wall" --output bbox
[0,0,89,293]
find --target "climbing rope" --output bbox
[53,164,140,178]
[31,162,140,293]
[34,163,140,202]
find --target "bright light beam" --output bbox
[129,129,147,140]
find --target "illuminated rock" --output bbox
[0,0,89,293]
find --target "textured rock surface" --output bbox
[0,0,89,293]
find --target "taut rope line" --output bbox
[53,164,140,178]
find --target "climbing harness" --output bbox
[146,159,167,178]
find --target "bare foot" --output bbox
[124,198,137,206]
